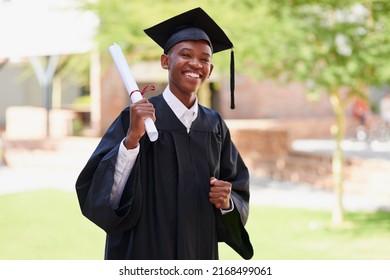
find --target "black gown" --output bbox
[75,94,253,260]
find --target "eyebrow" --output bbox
[180,47,212,57]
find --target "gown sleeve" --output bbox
[75,108,142,234]
[215,118,254,260]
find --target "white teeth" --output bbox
[186,73,200,78]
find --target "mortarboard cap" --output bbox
[144,7,236,109]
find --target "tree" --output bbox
[245,0,390,225]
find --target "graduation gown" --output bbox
[75,94,253,260]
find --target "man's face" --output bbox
[161,40,214,99]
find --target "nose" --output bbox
[189,58,202,69]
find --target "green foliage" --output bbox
[57,53,92,88]
[256,0,390,99]
[78,0,218,61]
[73,95,91,107]
[77,0,390,97]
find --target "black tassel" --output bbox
[230,48,235,109]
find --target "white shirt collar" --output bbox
[162,87,198,132]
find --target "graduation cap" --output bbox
[144,7,236,109]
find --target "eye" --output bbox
[181,52,191,58]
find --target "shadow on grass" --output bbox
[344,211,390,235]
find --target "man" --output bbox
[76,7,253,260]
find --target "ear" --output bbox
[208,63,214,78]
[161,54,169,69]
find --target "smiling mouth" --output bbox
[185,72,202,78]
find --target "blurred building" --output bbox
[0,0,98,138]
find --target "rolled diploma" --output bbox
[109,43,158,142]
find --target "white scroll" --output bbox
[109,43,158,142]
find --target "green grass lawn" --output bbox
[0,189,105,259]
[0,189,389,260]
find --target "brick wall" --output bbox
[100,65,129,135]
[219,75,333,120]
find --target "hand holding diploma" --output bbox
[109,43,158,142]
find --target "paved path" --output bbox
[1,137,389,212]
[292,138,390,160]
[250,176,390,212]
[0,137,98,195]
